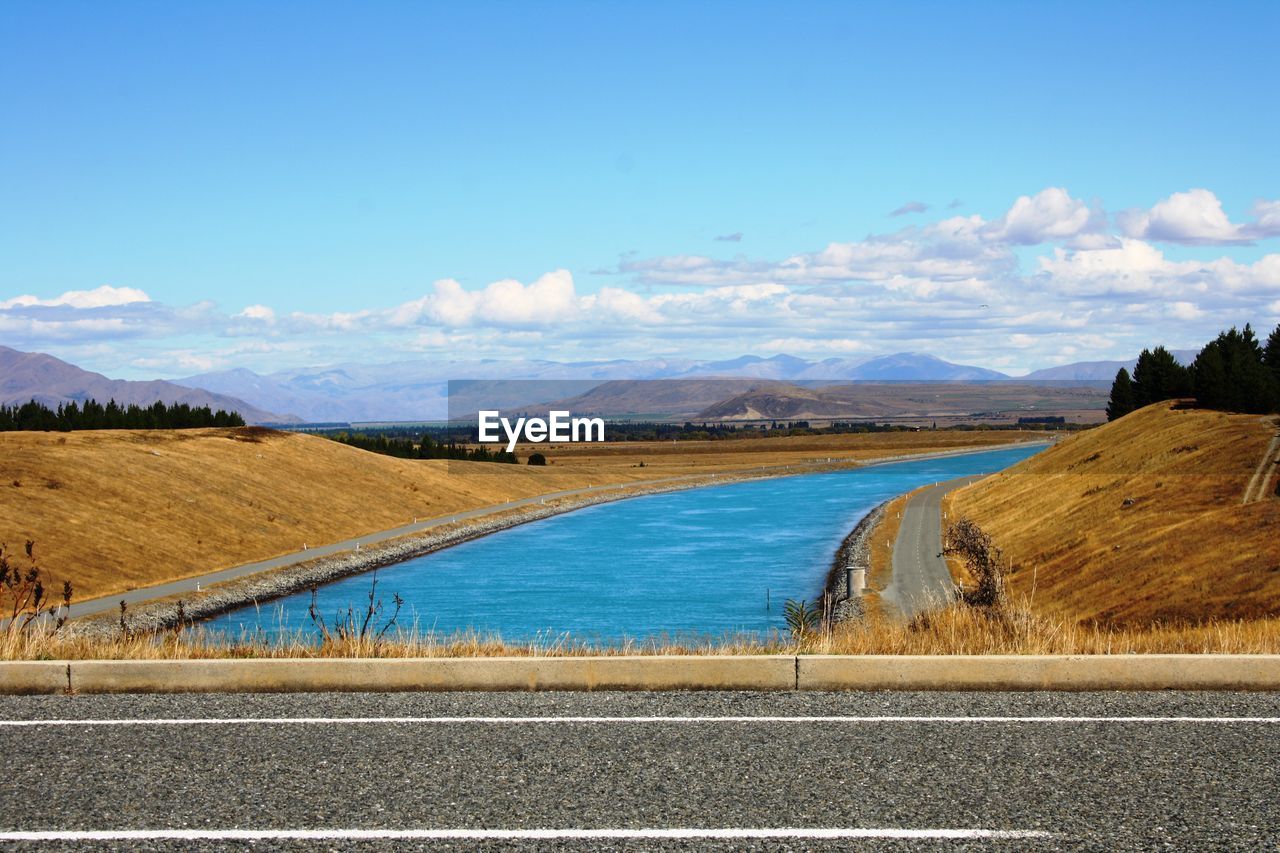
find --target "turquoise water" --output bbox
[206,445,1042,642]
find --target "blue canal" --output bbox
[206,444,1042,643]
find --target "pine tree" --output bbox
[1193,324,1278,414]
[1264,323,1280,370]
[1131,346,1191,407]
[1106,368,1136,421]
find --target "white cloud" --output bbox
[1038,238,1175,294]
[237,304,276,322]
[0,315,134,337]
[981,187,1093,245]
[1038,238,1280,304]
[129,352,219,373]
[584,287,664,324]
[1118,189,1251,245]
[759,337,872,354]
[1250,199,1280,237]
[395,270,580,329]
[0,285,151,309]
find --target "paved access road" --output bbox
[1,690,1277,850]
[881,475,984,620]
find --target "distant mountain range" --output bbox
[176,352,1014,422]
[1022,349,1199,382]
[469,375,1110,422]
[1,345,1199,424]
[0,346,293,424]
[177,348,1197,420]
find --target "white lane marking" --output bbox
[0,828,1051,842]
[1,715,1278,727]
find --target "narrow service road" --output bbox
[880,475,983,620]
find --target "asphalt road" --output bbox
[881,475,984,620]
[1,690,1277,850]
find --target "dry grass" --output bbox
[6,597,1279,660]
[0,426,1033,603]
[814,599,1280,655]
[950,402,1280,625]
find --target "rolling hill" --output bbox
[948,401,1280,624]
[506,378,802,420]
[0,346,293,424]
[698,382,1110,423]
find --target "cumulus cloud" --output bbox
[1252,199,1280,237]
[0,285,200,346]
[981,187,1094,245]
[889,201,929,217]
[1037,237,1280,300]
[0,285,150,309]
[1118,189,1246,245]
[237,304,276,322]
[623,215,1012,288]
[387,270,580,329]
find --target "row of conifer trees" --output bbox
[1106,323,1280,420]
[0,398,246,431]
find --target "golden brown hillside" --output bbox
[948,402,1280,624]
[1,426,1033,602]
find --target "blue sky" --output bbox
[2,1,1278,377]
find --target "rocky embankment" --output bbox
[823,501,887,624]
[68,494,634,637]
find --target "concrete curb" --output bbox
[0,662,71,694]
[798,655,1280,691]
[4,654,1280,694]
[59,656,796,694]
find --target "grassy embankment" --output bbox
[0,425,1031,603]
[946,401,1280,624]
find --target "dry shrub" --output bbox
[2,540,72,637]
[944,518,1006,611]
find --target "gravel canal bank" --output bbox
[823,501,886,624]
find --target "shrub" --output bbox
[943,519,1007,611]
[783,598,822,639]
[2,540,72,636]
